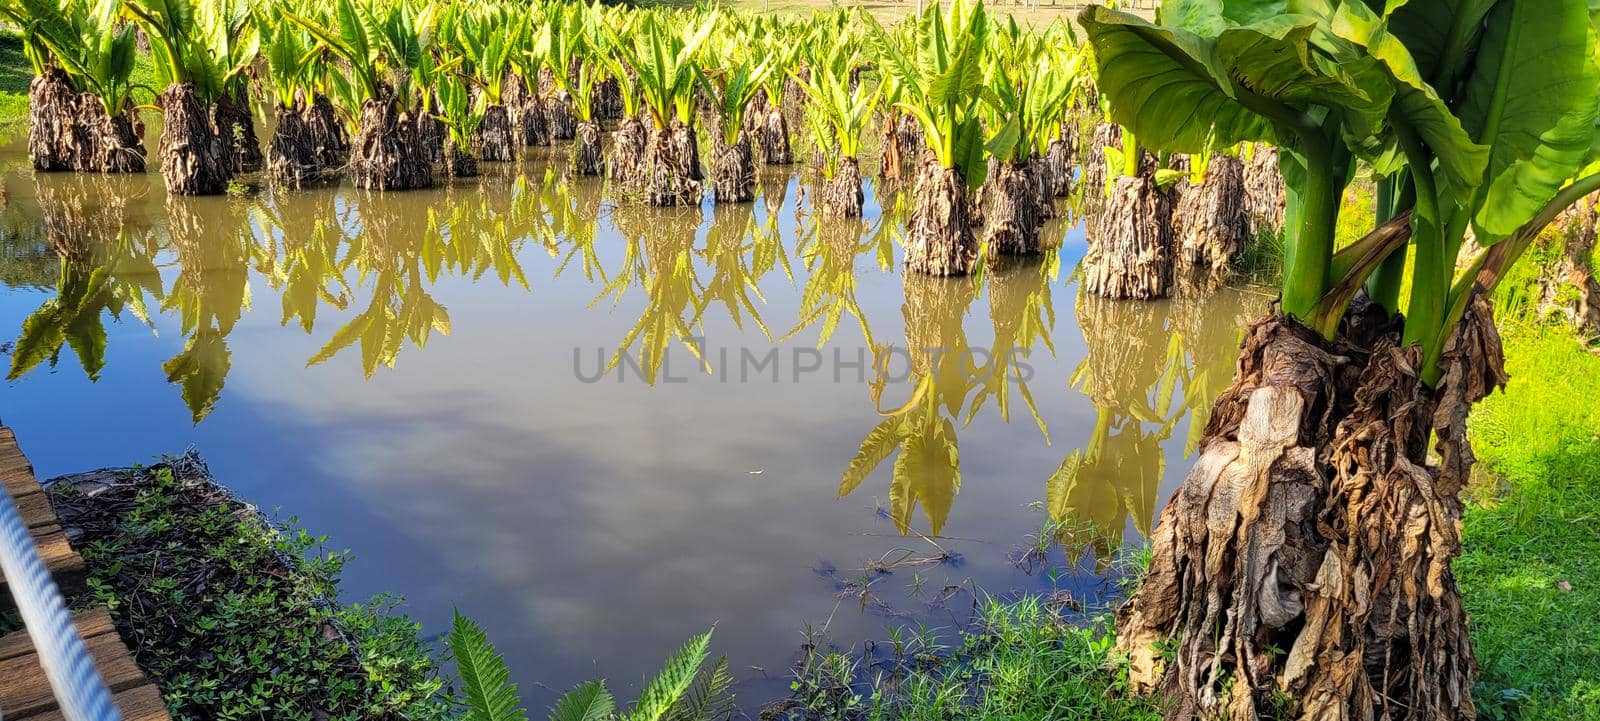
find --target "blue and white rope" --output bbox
[0,489,120,721]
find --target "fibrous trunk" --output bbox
[478,103,517,162]
[759,106,792,165]
[539,69,577,141]
[608,115,650,193]
[1081,121,1121,217]
[1117,296,1503,721]
[593,76,623,121]
[267,104,320,188]
[1044,122,1076,198]
[1537,192,1600,338]
[711,130,755,203]
[305,93,349,168]
[28,67,146,173]
[445,139,478,178]
[1243,145,1286,241]
[818,156,864,219]
[879,112,906,183]
[1083,174,1171,299]
[350,95,432,191]
[981,160,1043,255]
[214,85,263,173]
[506,74,549,147]
[571,121,603,178]
[643,119,703,207]
[158,83,232,196]
[903,160,976,276]
[1172,154,1246,281]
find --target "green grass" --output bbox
[784,599,1163,721]
[1459,325,1600,721]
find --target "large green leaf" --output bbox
[1458,0,1599,242]
[1161,0,1289,34]
[1330,0,1488,205]
[1079,6,1274,154]
[1215,15,1393,145]
[1378,0,1500,91]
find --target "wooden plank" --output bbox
[0,626,150,719]
[0,609,119,662]
[22,684,171,721]
[0,525,87,604]
[12,489,58,530]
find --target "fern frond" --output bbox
[550,680,616,721]
[449,609,529,721]
[666,657,734,721]
[625,629,714,721]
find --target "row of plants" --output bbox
[3,0,1298,283]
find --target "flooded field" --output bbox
[0,140,1266,708]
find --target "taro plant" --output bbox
[1080,1,1600,719]
[794,38,874,218]
[605,12,717,205]
[700,30,774,203]
[865,0,990,276]
[0,0,145,172]
[535,3,606,176]
[975,18,1076,255]
[122,0,260,194]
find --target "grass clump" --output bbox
[1459,326,1600,721]
[48,455,453,721]
[776,598,1162,721]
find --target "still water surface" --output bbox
[0,141,1265,707]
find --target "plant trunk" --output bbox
[819,156,864,219]
[643,119,703,207]
[784,68,809,113]
[1084,174,1172,300]
[759,106,792,165]
[538,70,577,141]
[594,76,623,121]
[903,160,976,276]
[214,85,263,173]
[608,115,650,192]
[1045,122,1076,198]
[445,138,478,178]
[1244,145,1286,241]
[350,95,432,191]
[506,73,549,147]
[28,68,146,173]
[305,93,349,169]
[981,159,1044,255]
[1172,154,1247,280]
[1082,121,1121,217]
[478,103,517,162]
[570,120,603,178]
[1117,296,1504,721]
[712,130,756,203]
[158,83,232,196]
[267,103,320,188]
[1537,192,1600,338]
[879,112,905,183]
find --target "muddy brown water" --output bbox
[0,138,1266,709]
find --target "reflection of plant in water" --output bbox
[967,255,1057,441]
[7,181,161,385]
[1043,289,1261,568]
[693,202,785,338]
[160,199,259,420]
[840,275,978,537]
[785,222,877,349]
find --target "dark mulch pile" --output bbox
[46,453,452,721]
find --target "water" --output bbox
[0,142,1266,709]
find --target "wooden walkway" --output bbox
[0,426,171,721]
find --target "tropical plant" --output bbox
[795,38,873,218]
[1080,0,1600,718]
[0,0,145,171]
[701,30,773,202]
[865,0,990,276]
